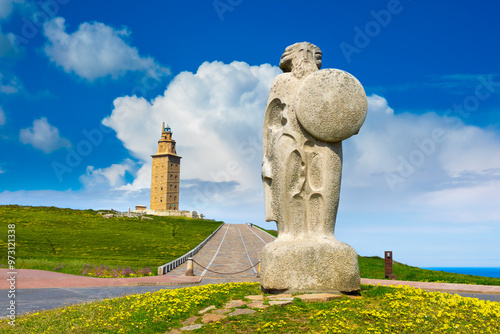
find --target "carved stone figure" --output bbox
[260,42,367,294]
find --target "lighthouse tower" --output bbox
[150,123,181,211]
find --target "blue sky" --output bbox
[0,0,499,267]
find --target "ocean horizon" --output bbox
[422,267,500,279]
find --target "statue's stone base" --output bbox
[260,237,360,294]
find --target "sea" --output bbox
[422,267,500,279]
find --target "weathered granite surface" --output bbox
[260,42,367,294]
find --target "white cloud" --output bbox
[0,0,25,57]
[101,61,500,228]
[0,71,22,93]
[0,0,22,20]
[19,117,71,153]
[0,105,5,125]
[80,159,136,190]
[339,94,500,224]
[43,17,170,81]
[103,60,280,193]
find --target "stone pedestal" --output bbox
[260,237,360,294]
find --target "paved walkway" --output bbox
[0,269,201,289]
[361,278,500,295]
[166,224,275,279]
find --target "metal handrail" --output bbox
[157,223,225,275]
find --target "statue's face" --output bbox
[279,42,322,73]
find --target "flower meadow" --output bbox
[80,264,153,278]
[0,283,498,333]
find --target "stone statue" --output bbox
[260,42,367,294]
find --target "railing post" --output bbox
[186,257,194,276]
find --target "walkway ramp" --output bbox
[167,224,275,279]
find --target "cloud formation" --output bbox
[103,60,280,191]
[100,61,500,229]
[43,17,169,81]
[19,117,71,153]
[80,159,136,190]
[0,106,5,125]
[0,71,22,93]
[0,0,22,20]
[0,0,25,57]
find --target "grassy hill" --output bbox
[0,205,222,276]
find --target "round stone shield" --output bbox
[295,69,367,142]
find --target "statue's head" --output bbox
[279,42,322,78]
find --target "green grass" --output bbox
[1,282,498,333]
[253,224,278,238]
[0,205,222,275]
[358,255,500,286]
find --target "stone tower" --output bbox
[150,123,181,211]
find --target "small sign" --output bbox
[385,251,397,280]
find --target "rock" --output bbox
[268,294,292,300]
[213,309,232,314]
[141,216,153,220]
[224,300,245,308]
[245,295,264,301]
[260,42,363,295]
[229,309,256,316]
[294,293,342,302]
[102,214,114,219]
[198,305,216,314]
[201,313,226,324]
[247,301,268,309]
[180,324,204,331]
[269,300,293,307]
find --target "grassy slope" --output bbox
[254,224,278,238]
[0,205,222,275]
[255,224,500,286]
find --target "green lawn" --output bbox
[0,205,222,276]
